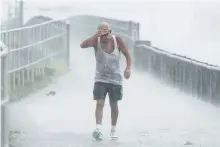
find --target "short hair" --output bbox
[98,22,111,30]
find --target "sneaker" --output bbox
[110,128,118,140]
[92,128,103,141]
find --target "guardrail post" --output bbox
[1,47,9,147]
[1,43,9,102]
[137,23,140,40]
[0,48,2,147]
[19,0,23,27]
[128,21,133,37]
[1,105,8,147]
[66,22,70,69]
[0,50,3,101]
[4,55,9,103]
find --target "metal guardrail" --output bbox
[1,18,70,102]
[134,42,220,106]
[1,18,70,146]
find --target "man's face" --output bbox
[99,25,110,37]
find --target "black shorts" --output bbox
[93,81,123,101]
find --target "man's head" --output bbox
[98,22,111,37]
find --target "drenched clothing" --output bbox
[93,35,123,101]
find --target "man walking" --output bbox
[80,22,131,140]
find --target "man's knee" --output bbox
[93,82,107,100]
[96,100,105,108]
[110,101,118,109]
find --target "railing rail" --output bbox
[1,18,70,103]
[134,42,220,106]
[1,15,70,147]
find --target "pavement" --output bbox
[5,44,220,147]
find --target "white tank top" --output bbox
[94,35,123,85]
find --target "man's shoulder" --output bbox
[112,35,121,41]
[112,34,120,38]
[113,35,123,44]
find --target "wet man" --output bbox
[80,22,131,140]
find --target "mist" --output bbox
[3,0,220,146]
[21,0,220,65]
[6,40,220,146]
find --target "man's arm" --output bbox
[116,36,131,69]
[80,35,98,48]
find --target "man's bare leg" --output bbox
[95,100,105,126]
[110,100,119,127]
[93,99,105,140]
[109,100,119,139]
